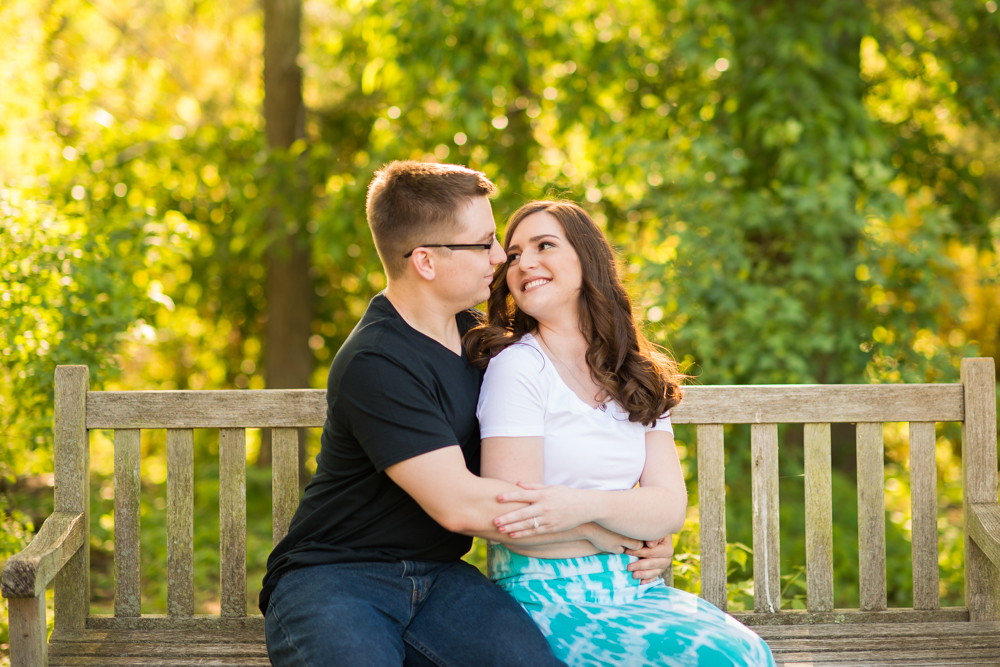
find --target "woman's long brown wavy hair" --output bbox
[463,200,683,426]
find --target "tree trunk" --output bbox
[259,0,312,487]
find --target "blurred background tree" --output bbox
[2,0,998,654]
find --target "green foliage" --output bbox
[0,191,144,481]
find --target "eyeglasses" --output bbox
[403,236,495,258]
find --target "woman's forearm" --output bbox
[586,486,687,541]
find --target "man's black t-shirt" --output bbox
[259,293,484,615]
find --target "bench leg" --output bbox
[8,593,47,667]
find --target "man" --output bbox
[261,161,670,666]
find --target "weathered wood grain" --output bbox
[114,429,142,618]
[86,615,266,631]
[668,384,963,424]
[697,424,727,610]
[735,607,969,626]
[50,628,265,644]
[909,422,939,610]
[804,423,833,613]
[8,594,47,667]
[54,365,91,632]
[772,647,1000,665]
[48,658,272,666]
[272,428,299,546]
[968,503,1000,572]
[85,383,965,429]
[220,428,247,618]
[753,620,998,638]
[167,429,194,617]
[961,358,1000,622]
[751,423,781,614]
[87,389,327,429]
[767,635,1000,652]
[2,512,85,598]
[48,641,267,657]
[857,422,887,612]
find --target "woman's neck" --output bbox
[534,319,589,359]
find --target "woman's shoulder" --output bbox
[487,334,546,369]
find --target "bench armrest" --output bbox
[968,502,1000,570]
[1,511,85,598]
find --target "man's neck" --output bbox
[384,283,464,355]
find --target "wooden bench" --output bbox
[3,360,999,666]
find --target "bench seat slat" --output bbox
[804,423,833,612]
[49,659,272,666]
[751,423,781,613]
[857,422,887,611]
[697,424,726,611]
[910,422,940,610]
[773,648,1000,666]
[113,430,141,618]
[220,429,246,617]
[48,641,267,657]
[166,429,194,617]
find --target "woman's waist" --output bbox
[488,543,657,605]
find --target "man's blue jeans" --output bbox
[265,559,566,667]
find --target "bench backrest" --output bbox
[48,358,998,631]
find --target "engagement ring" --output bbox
[533,517,539,529]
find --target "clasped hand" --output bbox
[494,481,674,584]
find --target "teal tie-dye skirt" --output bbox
[489,544,776,667]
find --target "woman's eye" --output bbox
[508,252,520,262]
[538,241,555,250]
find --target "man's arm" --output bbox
[385,445,639,551]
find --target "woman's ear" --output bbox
[408,248,437,281]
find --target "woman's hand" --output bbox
[494,481,599,537]
[625,537,674,585]
[585,523,643,554]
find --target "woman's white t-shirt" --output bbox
[476,333,673,492]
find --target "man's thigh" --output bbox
[265,563,410,667]
[405,561,565,667]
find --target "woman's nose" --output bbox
[519,251,538,270]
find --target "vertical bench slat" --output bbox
[804,423,834,612]
[961,358,1000,621]
[909,421,939,610]
[697,424,727,610]
[113,429,141,617]
[8,595,47,667]
[857,422,887,611]
[272,428,300,545]
[220,428,247,617]
[751,423,780,613]
[53,365,90,631]
[167,428,194,617]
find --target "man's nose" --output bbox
[490,241,506,266]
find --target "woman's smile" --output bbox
[522,278,551,292]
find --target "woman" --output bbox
[464,201,775,667]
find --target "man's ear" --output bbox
[408,248,437,281]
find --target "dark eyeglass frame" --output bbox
[403,237,495,258]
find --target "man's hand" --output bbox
[625,537,674,585]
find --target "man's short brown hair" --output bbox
[366,161,497,278]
